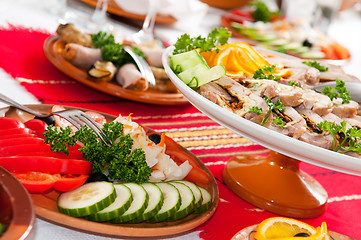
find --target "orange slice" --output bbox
[254,217,317,240]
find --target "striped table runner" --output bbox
[1,26,361,239]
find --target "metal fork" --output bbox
[0,93,112,147]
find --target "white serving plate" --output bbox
[162,46,361,177]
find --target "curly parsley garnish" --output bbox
[318,121,361,153]
[321,79,351,104]
[173,27,231,54]
[43,122,151,183]
[302,60,328,72]
[288,81,300,87]
[248,96,285,128]
[253,65,281,81]
[91,31,145,66]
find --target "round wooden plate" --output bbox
[0,104,219,238]
[81,0,177,24]
[43,35,188,106]
[231,224,354,240]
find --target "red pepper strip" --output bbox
[52,174,88,192]
[0,133,37,140]
[0,128,34,136]
[0,137,44,148]
[18,150,85,160]
[0,143,84,159]
[12,172,57,193]
[165,148,211,184]
[0,117,25,129]
[0,156,92,175]
[24,119,48,138]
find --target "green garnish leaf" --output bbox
[173,27,231,54]
[249,1,280,22]
[321,79,351,104]
[253,65,281,81]
[91,31,145,66]
[43,121,151,183]
[248,96,285,128]
[318,120,361,153]
[302,60,329,72]
[288,81,300,87]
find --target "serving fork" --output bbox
[0,93,112,147]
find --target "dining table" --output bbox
[1,0,361,239]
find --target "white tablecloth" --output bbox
[1,0,361,239]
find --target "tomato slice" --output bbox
[52,174,88,192]
[12,172,57,193]
[0,117,25,129]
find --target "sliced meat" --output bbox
[319,71,360,82]
[297,89,333,116]
[274,84,304,107]
[240,79,280,98]
[268,106,307,139]
[115,63,148,91]
[332,99,359,118]
[62,43,102,69]
[139,47,164,68]
[322,113,352,129]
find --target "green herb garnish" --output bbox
[43,122,151,183]
[302,60,329,72]
[248,96,285,128]
[253,65,281,81]
[249,1,280,22]
[318,121,361,153]
[90,31,145,66]
[173,27,231,54]
[321,79,351,104]
[288,81,300,87]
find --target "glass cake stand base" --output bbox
[223,150,328,218]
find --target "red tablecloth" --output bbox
[1,25,360,239]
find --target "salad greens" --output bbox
[43,122,151,183]
[249,1,280,22]
[173,27,231,54]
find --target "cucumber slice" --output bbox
[130,183,164,223]
[194,186,212,213]
[192,65,226,88]
[170,50,207,72]
[283,42,302,51]
[148,182,181,222]
[267,39,289,47]
[86,184,133,222]
[111,183,148,223]
[177,63,209,85]
[168,182,195,220]
[301,51,326,59]
[175,180,203,209]
[57,181,116,217]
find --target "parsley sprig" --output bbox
[248,96,285,128]
[302,60,328,72]
[43,122,151,183]
[253,65,281,81]
[173,27,231,54]
[321,79,351,104]
[91,31,145,66]
[318,121,361,153]
[249,1,280,22]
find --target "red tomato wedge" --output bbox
[12,172,57,192]
[0,117,25,129]
[0,156,92,175]
[0,133,37,140]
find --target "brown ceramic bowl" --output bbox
[200,0,251,10]
[0,166,35,240]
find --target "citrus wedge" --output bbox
[254,217,317,240]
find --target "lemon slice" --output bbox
[254,217,317,239]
